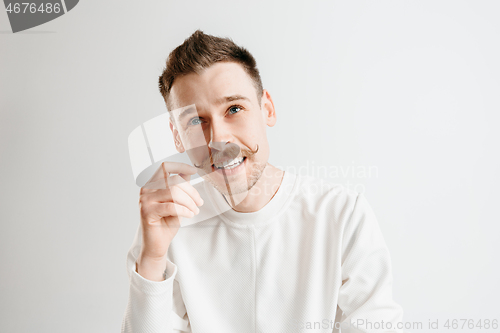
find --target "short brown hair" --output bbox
[158,30,263,110]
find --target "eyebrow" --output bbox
[177,106,197,124]
[176,95,251,123]
[214,94,251,105]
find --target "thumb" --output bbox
[178,173,192,183]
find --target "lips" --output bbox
[213,156,246,170]
[213,156,245,169]
[212,156,246,178]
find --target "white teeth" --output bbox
[214,157,244,169]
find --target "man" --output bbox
[122,30,405,333]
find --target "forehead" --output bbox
[169,62,258,110]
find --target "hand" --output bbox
[136,162,203,280]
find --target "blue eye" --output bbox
[228,106,241,115]
[189,117,202,126]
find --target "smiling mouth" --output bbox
[212,156,246,170]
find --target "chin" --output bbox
[203,161,267,196]
[203,174,249,195]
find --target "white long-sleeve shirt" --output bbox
[122,171,405,333]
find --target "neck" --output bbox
[222,163,284,213]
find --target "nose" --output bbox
[208,119,233,148]
[207,120,241,162]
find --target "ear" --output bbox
[169,119,186,153]
[260,89,277,127]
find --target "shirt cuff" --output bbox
[130,259,178,296]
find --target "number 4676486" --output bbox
[444,319,498,330]
[6,3,61,14]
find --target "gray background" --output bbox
[1,1,499,332]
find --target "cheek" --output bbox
[243,117,268,138]
[181,127,208,149]
[187,146,210,165]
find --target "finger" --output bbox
[146,162,198,185]
[152,202,195,219]
[142,166,195,191]
[160,175,203,206]
[144,178,204,207]
[169,175,204,206]
[148,187,199,215]
[141,178,170,191]
[140,174,196,195]
[177,172,192,183]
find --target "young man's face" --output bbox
[168,61,276,195]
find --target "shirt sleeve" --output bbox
[121,225,191,333]
[337,193,406,333]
